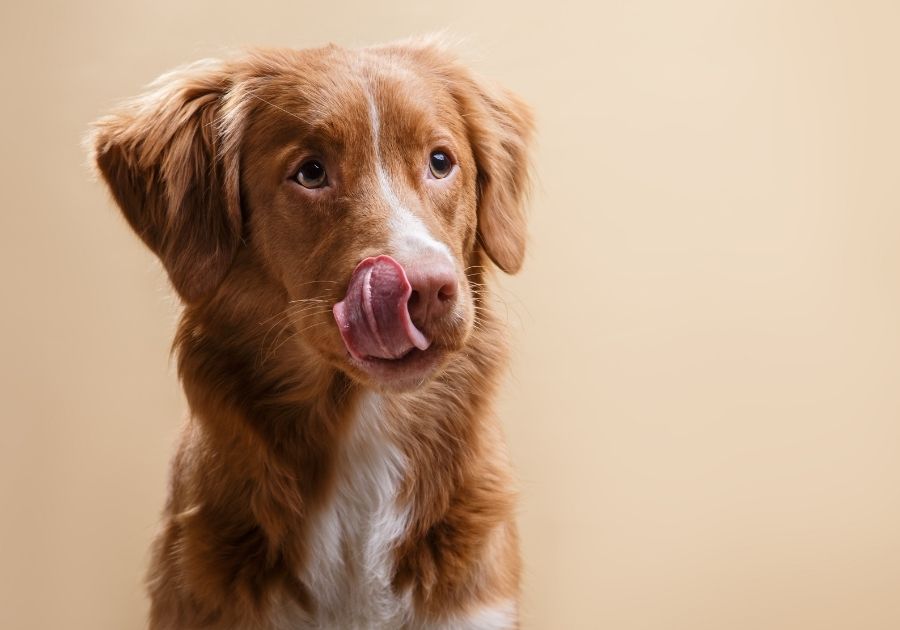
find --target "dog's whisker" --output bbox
[257,304,317,337]
[290,280,341,287]
[257,306,332,365]
[256,299,330,327]
[288,298,331,304]
[246,91,307,124]
[261,320,329,365]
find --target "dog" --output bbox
[89,37,533,629]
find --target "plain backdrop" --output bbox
[2,1,900,628]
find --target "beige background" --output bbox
[2,1,900,628]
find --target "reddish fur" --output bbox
[89,37,533,628]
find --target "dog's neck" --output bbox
[161,257,513,620]
[172,262,353,518]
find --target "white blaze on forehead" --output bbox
[364,85,453,262]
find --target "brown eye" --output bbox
[428,151,453,179]
[295,160,327,188]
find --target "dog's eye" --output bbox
[295,160,327,188]
[428,151,453,179]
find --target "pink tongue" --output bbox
[333,255,430,361]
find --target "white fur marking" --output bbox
[422,599,518,630]
[365,87,453,262]
[298,391,412,628]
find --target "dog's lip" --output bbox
[346,343,446,383]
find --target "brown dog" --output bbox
[90,37,533,629]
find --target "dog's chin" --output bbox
[345,345,451,392]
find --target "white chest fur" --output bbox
[298,391,412,629]
[288,392,517,630]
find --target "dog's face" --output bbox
[91,42,533,389]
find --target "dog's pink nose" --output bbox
[405,262,458,330]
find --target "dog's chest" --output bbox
[298,392,412,628]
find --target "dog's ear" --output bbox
[88,60,242,303]
[453,69,535,274]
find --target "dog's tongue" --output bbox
[333,255,430,361]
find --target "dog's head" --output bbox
[90,40,533,389]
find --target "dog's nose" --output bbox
[405,261,458,330]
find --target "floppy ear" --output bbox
[453,72,535,274]
[88,59,242,303]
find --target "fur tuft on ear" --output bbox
[447,64,535,274]
[87,59,242,303]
